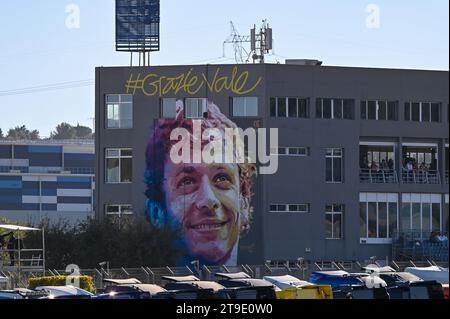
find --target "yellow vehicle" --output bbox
[263,275,333,299]
[275,284,333,299]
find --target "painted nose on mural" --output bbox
[196,176,220,213]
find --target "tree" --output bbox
[50,123,93,140]
[7,125,40,140]
[0,128,3,139]
[24,215,182,269]
[74,124,93,139]
[50,123,76,140]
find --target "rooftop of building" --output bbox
[0,139,94,146]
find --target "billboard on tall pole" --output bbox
[115,0,160,53]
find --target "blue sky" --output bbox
[0,0,448,137]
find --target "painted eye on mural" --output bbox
[177,176,196,189]
[213,173,233,189]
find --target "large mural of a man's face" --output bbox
[145,101,256,266]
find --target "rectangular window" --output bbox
[405,101,440,122]
[106,204,133,217]
[317,98,354,120]
[271,147,310,157]
[271,97,309,118]
[232,97,258,117]
[360,193,398,241]
[361,100,398,121]
[401,194,442,234]
[326,148,343,183]
[161,98,177,118]
[105,148,132,183]
[106,94,133,129]
[325,204,344,239]
[270,203,310,213]
[185,98,207,118]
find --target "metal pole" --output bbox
[42,228,46,276]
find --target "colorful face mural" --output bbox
[145,101,257,266]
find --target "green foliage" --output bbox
[24,215,182,270]
[6,125,40,140]
[28,276,95,293]
[0,128,3,138]
[50,122,93,140]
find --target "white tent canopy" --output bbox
[0,225,40,231]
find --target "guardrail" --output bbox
[401,169,441,184]
[0,166,94,175]
[359,169,398,184]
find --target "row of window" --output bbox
[268,194,448,241]
[104,147,342,184]
[106,94,448,129]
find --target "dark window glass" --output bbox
[323,99,332,119]
[343,99,354,119]
[326,157,333,182]
[368,101,376,120]
[333,157,342,182]
[270,205,277,211]
[121,158,132,183]
[378,202,388,238]
[361,101,367,119]
[432,203,440,231]
[278,98,287,117]
[378,101,387,120]
[325,214,333,238]
[288,98,297,118]
[431,103,440,122]
[360,203,367,238]
[270,98,277,117]
[387,101,397,120]
[388,203,398,238]
[333,99,342,119]
[333,214,342,239]
[422,103,431,122]
[316,99,322,118]
[405,103,411,121]
[411,103,420,121]
[401,203,411,231]
[368,202,377,238]
[298,99,308,118]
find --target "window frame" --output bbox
[105,94,133,129]
[325,148,344,183]
[270,147,310,157]
[316,98,355,120]
[105,148,133,184]
[270,97,309,118]
[105,204,134,217]
[360,100,398,121]
[269,203,310,213]
[325,204,344,239]
[185,98,208,119]
[404,102,441,123]
[231,96,259,117]
[359,193,398,243]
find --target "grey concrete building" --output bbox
[95,62,449,265]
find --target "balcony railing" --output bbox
[401,169,441,184]
[359,169,398,184]
[0,166,94,175]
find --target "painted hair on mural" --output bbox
[144,100,257,234]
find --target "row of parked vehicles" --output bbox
[0,265,448,300]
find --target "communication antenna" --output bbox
[223,21,251,64]
[250,20,273,64]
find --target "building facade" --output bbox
[0,140,95,225]
[95,63,449,265]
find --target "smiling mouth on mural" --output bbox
[187,219,230,232]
